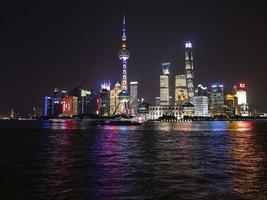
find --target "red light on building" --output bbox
[239,83,245,88]
[61,96,78,117]
[62,97,73,116]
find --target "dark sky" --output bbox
[0,0,266,114]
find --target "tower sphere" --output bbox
[118,49,130,60]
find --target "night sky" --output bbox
[0,0,266,114]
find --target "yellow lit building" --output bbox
[110,82,122,115]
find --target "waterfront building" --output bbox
[225,93,238,116]
[175,74,188,105]
[193,96,209,116]
[234,83,249,116]
[61,96,78,117]
[149,105,182,120]
[44,96,54,117]
[192,84,209,116]
[138,102,150,121]
[160,62,171,105]
[185,41,194,103]
[129,81,139,116]
[110,82,122,115]
[70,86,98,115]
[116,14,130,115]
[80,90,98,115]
[99,83,111,116]
[210,84,225,116]
[182,102,195,117]
[53,88,67,117]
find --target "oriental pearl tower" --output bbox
[115,14,130,115]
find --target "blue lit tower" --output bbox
[115,14,130,115]
[119,14,129,91]
[185,41,194,103]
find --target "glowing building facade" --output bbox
[193,84,209,116]
[130,81,139,116]
[234,83,249,116]
[225,93,238,116]
[62,96,78,117]
[99,83,110,116]
[175,74,188,105]
[110,82,122,115]
[44,96,54,117]
[193,96,209,116]
[53,88,67,117]
[160,62,171,105]
[185,42,194,103]
[210,84,225,116]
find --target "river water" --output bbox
[1,120,267,199]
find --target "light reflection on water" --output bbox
[1,120,267,199]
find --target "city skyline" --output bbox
[0,0,267,114]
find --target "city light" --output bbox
[185,41,192,48]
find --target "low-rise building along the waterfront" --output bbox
[149,105,182,120]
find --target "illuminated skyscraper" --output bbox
[70,86,98,115]
[110,82,122,115]
[193,84,209,116]
[53,88,67,117]
[175,74,188,105]
[234,83,249,116]
[62,96,78,117]
[160,62,171,105]
[210,84,225,116]
[185,41,194,103]
[130,81,138,115]
[44,96,54,117]
[225,93,238,116]
[99,83,111,116]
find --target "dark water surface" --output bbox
[1,120,267,199]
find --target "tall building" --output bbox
[193,96,209,116]
[70,86,98,115]
[210,84,225,115]
[62,96,78,117]
[53,88,67,117]
[160,62,171,105]
[225,93,238,116]
[44,96,54,117]
[195,84,208,96]
[130,81,139,116]
[80,89,98,115]
[110,82,122,115]
[175,75,188,105]
[234,83,249,116]
[185,41,194,103]
[99,83,110,116]
[116,14,130,115]
[193,84,209,116]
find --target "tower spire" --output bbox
[122,14,127,46]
